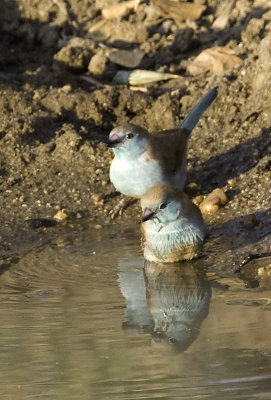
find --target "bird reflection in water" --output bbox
[118,260,211,352]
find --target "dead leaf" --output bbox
[212,0,236,30]
[109,49,145,68]
[187,46,242,75]
[151,0,206,21]
[102,0,141,20]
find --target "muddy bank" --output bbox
[0,0,270,268]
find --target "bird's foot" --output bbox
[109,197,135,219]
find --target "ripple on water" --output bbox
[0,226,270,399]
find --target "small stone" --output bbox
[88,50,108,75]
[200,200,219,214]
[91,194,104,204]
[94,224,102,229]
[54,37,93,71]
[54,209,68,221]
[199,188,227,214]
[258,266,271,277]
[61,84,72,93]
[227,178,236,187]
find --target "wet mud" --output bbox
[0,0,270,272]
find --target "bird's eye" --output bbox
[126,132,134,139]
[159,202,167,210]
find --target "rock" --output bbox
[88,50,108,75]
[199,188,227,214]
[91,194,104,205]
[54,37,94,71]
[54,209,68,221]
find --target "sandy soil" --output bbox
[0,0,270,273]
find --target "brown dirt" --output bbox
[0,0,270,272]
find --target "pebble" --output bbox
[258,266,271,277]
[54,209,68,221]
[91,194,104,204]
[227,178,236,187]
[88,51,108,75]
[199,188,227,214]
[61,84,72,93]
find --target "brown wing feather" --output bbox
[147,129,188,175]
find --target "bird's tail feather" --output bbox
[179,87,217,136]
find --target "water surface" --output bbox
[0,227,270,399]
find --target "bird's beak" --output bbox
[108,133,123,148]
[142,207,156,222]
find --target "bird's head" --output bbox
[108,124,149,158]
[141,184,185,226]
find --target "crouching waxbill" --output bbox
[141,184,205,263]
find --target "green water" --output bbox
[0,228,270,399]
